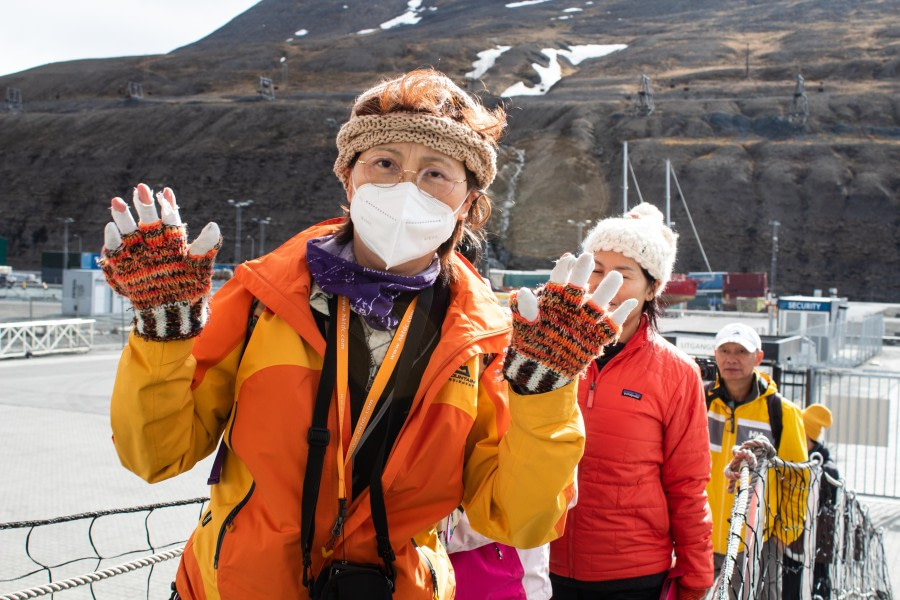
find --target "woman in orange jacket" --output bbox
[99,69,635,600]
[549,204,714,600]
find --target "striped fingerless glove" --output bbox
[503,280,621,394]
[100,221,220,341]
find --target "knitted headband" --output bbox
[581,203,678,297]
[333,112,497,191]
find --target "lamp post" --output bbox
[228,199,254,264]
[769,219,780,298]
[58,217,74,276]
[768,219,781,336]
[567,219,592,250]
[254,217,272,255]
[247,235,256,259]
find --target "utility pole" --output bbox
[228,199,254,264]
[745,43,750,79]
[622,141,629,214]
[567,219,592,250]
[254,217,272,255]
[768,219,780,336]
[665,160,672,227]
[58,217,74,275]
[769,219,780,297]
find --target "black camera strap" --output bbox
[302,286,434,592]
[302,293,340,589]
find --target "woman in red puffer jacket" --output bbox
[549,204,713,600]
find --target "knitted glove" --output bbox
[99,183,221,341]
[503,252,637,394]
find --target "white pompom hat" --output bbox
[581,203,678,296]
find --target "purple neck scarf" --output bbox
[306,235,440,331]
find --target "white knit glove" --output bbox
[503,253,637,394]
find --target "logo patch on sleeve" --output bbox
[450,365,476,388]
[622,389,642,400]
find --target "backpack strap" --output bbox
[704,378,784,450]
[704,380,719,411]
[767,391,784,450]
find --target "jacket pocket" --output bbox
[214,482,256,569]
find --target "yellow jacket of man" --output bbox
[705,371,809,555]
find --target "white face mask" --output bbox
[350,182,464,270]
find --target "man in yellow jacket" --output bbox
[705,323,808,599]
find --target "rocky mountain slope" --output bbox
[1,0,898,301]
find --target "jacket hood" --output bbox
[231,218,510,354]
[710,369,778,407]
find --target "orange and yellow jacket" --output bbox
[109,219,584,600]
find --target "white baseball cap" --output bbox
[715,323,762,352]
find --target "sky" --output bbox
[0,0,262,77]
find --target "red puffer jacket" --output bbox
[549,319,713,591]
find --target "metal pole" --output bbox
[256,217,271,255]
[248,235,256,259]
[622,141,629,214]
[665,159,672,227]
[768,219,780,336]
[567,219,592,251]
[228,199,254,264]
[745,43,750,79]
[769,220,780,297]
[59,217,74,278]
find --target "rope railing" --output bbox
[0,547,184,600]
[0,498,208,599]
[714,442,894,600]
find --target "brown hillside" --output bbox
[1,0,898,301]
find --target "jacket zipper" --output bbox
[214,482,256,569]
[412,539,439,600]
[586,380,596,408]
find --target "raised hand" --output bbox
[503,252,637,394]
[99,183,221,341]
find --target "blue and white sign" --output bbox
[778,297,833,312]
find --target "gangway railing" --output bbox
[0,318,95,359]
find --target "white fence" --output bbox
[0,319,95,359]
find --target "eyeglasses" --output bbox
[356,157,468,201]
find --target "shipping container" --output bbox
[723,272,768,299]
[687,271,726,291]
[42,251,93,284]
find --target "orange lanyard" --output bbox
[324,295,417,557]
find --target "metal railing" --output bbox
[778,367,900,498]
[809,369,900,497]
[0,319,95,359]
